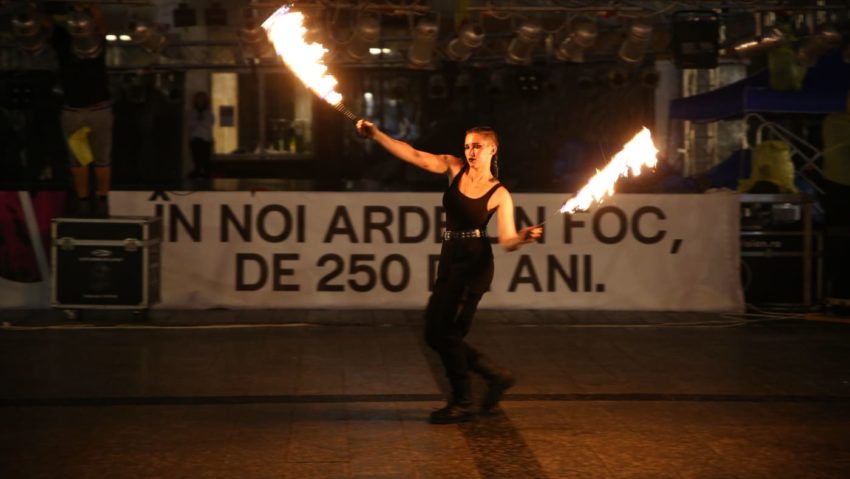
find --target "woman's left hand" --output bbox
[519,225,543,244]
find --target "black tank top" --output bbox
[443,166,502,231]
[50,27,111,108]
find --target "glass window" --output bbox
[211,69,313,158]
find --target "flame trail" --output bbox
[559,127,659,214]
[262,6,357,120]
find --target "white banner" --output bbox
[105,191,744,312]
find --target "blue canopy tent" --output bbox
[670,51,850,122]
[667,50,850,196]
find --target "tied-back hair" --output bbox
[466,126,499,179]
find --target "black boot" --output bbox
[429,378,476,424]
[470,355,515,414]
[93,195,110,218]
[71,196,93,218]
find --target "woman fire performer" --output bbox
[356,120,543,424]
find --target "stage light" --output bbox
[506,21,542,65]
[577,73,596,91]
[618,20,653,64]
[128,20,166,54]
[428,74,447,99]
[607,66,629,88]
[671,10,719,69]
[797,25,841,66]
[732,27,785,58]
[408,18,439,68]
[238,18,273,58]
[205,2,228,26]
[639,68,659,88]
[543,68,563,91]
[447,23,484,62]
[555,16,597,63]
[173,2,197,28]
[454,71,471,95]
[486,69,506,95]
[347,15,381,61]
[11,9,51,55]
[517,70,541,95]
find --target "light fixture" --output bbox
[347,15,381,61]
[128,20,166,54]
[447,23,484,62]
[639,68,660,88]
[517,70,541,95]
[408,18,439,69]
[66,10,104,59]
[369,47,392,55]
[556,16,597,63]
[797,25,841,66]
[506,21,542,65]
[238,18,273,58]
[454,71,472,95]
[11,9,51,55]
[576,73,596,91]
[173,2,197,28]
[618,20,653,64]
[486,69,506,95]
[606,66,629,89]
[428,74,447,99]
[732,27,786,58]
[671,10,719,69]
[543,68,563,91]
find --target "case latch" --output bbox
[123,238,141,252]
[57,237,75,251]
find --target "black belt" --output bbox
[442,229,487,241]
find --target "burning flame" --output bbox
[560,127,659,214]
[262,6,342,106]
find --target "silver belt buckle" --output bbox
[442,229,484,240]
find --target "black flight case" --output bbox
[51,216,162,320]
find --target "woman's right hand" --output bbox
[519,225,544,244]
[356,119,376,139]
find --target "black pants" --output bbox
[424,242,494,401]
[189,138,212,175]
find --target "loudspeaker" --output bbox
[741,256,805,304]
[671,11,719,69]
[740,231,821,306]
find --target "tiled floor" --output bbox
[1,309,849,478]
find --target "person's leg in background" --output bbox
[199,138,213,178]
[189,138,204,179]
[69,165,90,212]
[90,106,113,217]
[61,109,91,216]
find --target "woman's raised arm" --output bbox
[357,119,462,175]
